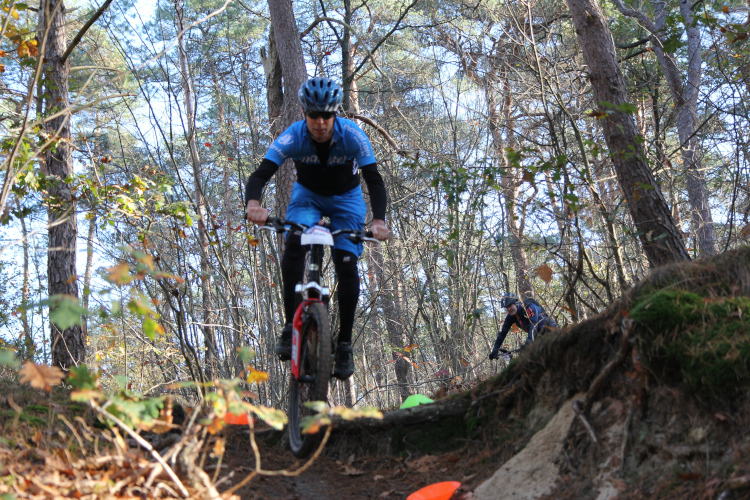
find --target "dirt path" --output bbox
[221,426,491,499]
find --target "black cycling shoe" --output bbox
[333,341,354,380]
[274,324,293,361]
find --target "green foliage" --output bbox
[42,295,90,330]
[69,365,165,429]
[68,364,102,392]
[630,289,750,401]
[0,349,19,368]
[1,409,46,427]
[24,404,50,414]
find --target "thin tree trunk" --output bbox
[174,0,217,378]
[486,86,534,297]
[82,212,96,337]
[267,0,308,216]
[18,200,33,359]
[210,61,243,377]
[611,0,717,255]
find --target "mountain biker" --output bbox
[245,77,389,381]
[489,293,558,360]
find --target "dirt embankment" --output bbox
[240,246,750,500]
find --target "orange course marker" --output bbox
[223,412,250,425]
[407,481,461,500]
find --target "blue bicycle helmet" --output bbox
[500,293,521,309]
[298,77,343,113]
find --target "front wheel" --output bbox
[288,302,331,458]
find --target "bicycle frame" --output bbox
[290,226,333,380]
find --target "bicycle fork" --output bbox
[290,245,330,382]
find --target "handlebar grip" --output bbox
[365,231,374,238]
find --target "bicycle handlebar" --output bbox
[259,217,380,243]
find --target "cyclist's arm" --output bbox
[492,314,515,353]
[361,162,389,240]
[245,158,281,224]
[360,163,386,220]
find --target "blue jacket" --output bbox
[492,300,555,352]
[245,118,386,219]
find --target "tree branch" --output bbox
[615,36,651,49]
[341,111,412,158]
[608,0,660,33]
[60,0,114,64]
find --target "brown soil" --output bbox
[220,425,494,499]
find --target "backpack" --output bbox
[522,298,558,329]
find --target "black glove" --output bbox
[489,349,499,360]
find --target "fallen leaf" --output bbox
[246,366,269,384]
[678,472,702,481]
[19,362,65,391]
[105,263,132,285]
[341,464,365,476]
[205,416,225,434]
[522,169,535,184]
[212,438,225,457]
[713,412,729,423]
[561,305,576,315]
[406,454,439,472]
[535,264,554,284]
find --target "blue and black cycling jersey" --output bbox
[244,117,386,220]
[492,300,557,352]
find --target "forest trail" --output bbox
[4,247,750,499]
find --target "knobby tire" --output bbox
[288,302,331,458]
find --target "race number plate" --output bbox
[300,225,335,246]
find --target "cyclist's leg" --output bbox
[327,185,367,257]
[327,187,367,336]
[281,232,305,324]
[332,250,358,344]
[327,187,366,380]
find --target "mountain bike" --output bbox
[260,217,378,458]
[498,347,524,362]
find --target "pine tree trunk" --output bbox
[40,0,85,370]
[565,0,690,267]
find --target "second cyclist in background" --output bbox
[244,77,389,380]
[489,293,558,360]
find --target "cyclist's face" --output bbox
[506,303,518,315]
[304,109,335,143]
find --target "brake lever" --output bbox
[258,217,286,233]
[348,231,379,243]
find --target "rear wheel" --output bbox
[288,302,331,458]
